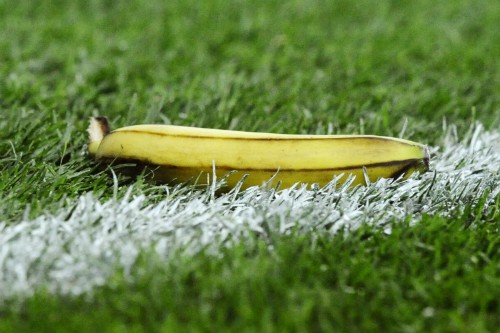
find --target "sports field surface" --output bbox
[1,0,499,332]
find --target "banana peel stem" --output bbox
[87,117,110,157]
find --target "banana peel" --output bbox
[88,117,429,189]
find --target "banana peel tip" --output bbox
[88,116,110,157]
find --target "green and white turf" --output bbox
[0,0,499,331]
[1,123,498,300]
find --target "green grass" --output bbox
[0,0,499,331]
[1,215,499,333]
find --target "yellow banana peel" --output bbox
[88,117,429,189]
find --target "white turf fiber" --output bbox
[1,124,499,301]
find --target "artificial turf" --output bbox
[0,0,499,331]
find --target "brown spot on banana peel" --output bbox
[390,146,430,180]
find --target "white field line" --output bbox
[0,124,499,301]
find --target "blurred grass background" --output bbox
[1,0,498,135]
